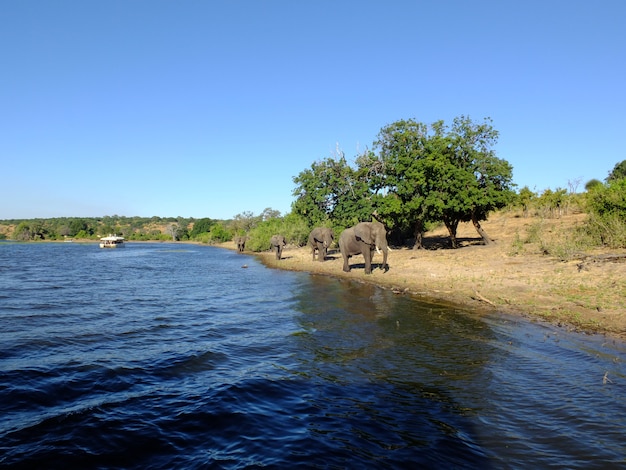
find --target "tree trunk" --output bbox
[471,212,493,245]
[444,220,459,248]
[413,219,425,250]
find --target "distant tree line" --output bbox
[0,216,198,242]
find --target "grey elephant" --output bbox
[235,236,247,252]
[338,220,389,274]
[269,235,286,260]
[308,227,334,261]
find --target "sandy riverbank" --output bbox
[221,212,626,339]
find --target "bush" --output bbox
[246,219,284,252]
[581,179,626,248]
[195,232,212,244]
[207,223,233,243]
[245,214,312,252]
[281,213,311,246]
[585,179,626,218]
[577,213,626,249]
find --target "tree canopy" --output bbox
[189,218,216,237]
[291,154,373,230]
[607,159,626,182]
[292,116,515,248]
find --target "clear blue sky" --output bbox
[2,1,624,220]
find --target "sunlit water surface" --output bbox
[0,242,624,469]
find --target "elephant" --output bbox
[235,236,247,252]
[338,220,389,274]
[308,227,334,261]
[269,235,286,260]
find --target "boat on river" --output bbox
[99,235,125,248]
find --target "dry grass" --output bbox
[223,211,626,339]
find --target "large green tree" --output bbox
[359,119,432,247]
[291,116,514,249]
[444,116,515,246]
[292,155,373,230]
[362,116,514,248]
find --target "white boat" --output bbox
[99,235,125,248]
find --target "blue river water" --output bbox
[0,241,625,469]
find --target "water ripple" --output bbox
[0,243,625,468]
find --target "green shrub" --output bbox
[577,212,626,249]
[585,179,626,218]
[207,223,233,243]
[246,219,284,252]
[281,213,311,246]
[581,179,626,248]
[195,232,212,244]
[244,214,312,252]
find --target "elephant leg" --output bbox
[363,248,372,274]
[311,246,316,261]
[342,254,351,272]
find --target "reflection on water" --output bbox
[0,242,624,468]
[292,275,626,468]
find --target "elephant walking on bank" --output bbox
[270,235,286,260]
[235,236,247,252]
[308,227,334,261]
[338,221,389,274]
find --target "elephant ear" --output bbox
[354,224,373,244]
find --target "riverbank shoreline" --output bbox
[221,212,626,339]
[11,214,623,338]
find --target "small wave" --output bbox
[2,243,625,468]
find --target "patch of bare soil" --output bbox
[223,212,626,339]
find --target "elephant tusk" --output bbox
[376,246,381,254]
